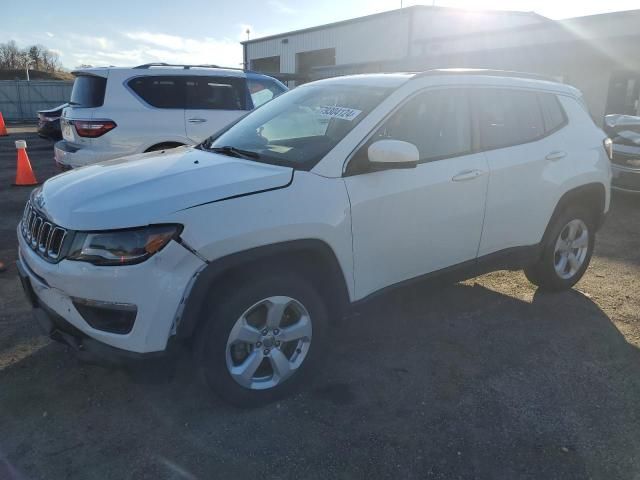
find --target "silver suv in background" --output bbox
[54,64,287,168]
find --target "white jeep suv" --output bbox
[54,63,287,169]
[18,70,612,407]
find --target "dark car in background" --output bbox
[37,103,67,140]
[604,114,640,193]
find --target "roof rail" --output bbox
[133,62,223,69]
[412,68,559,83]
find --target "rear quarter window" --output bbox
[128,76,185,109]
[248,78,287,108]
[538,93,567,133]
[70,75,107,108]
[576,94,600,126]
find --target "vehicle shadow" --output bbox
[1,281,639,479]
[313,281,640,479]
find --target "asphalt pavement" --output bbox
[1,127,639,479]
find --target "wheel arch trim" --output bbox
[174,239,351,340]
[543,182,607,245]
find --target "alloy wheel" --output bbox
[225,296,312,390]
[553,219,589,280]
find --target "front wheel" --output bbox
[524,206,595,292]
[196,273,328,407]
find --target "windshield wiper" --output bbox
[209,145,260,160]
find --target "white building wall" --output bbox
[246,9,411,74]
[410,8,546,44]
[245,7,548,72]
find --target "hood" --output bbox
[36,147,293,230]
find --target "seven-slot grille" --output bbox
[20,201,67,262]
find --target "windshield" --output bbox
[203,83,391,169]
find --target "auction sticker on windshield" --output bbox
[319,106,362,121]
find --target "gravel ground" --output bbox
[1,128,639,480]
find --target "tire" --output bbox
[524,205,596,292]
[195,272,328,408]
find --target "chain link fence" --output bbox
[0,80,73,121]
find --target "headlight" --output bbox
[603,137,614,161]
[67,224,182,266]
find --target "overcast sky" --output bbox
[2,0,638,69]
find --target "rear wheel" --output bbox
[524,206,595,291]
[196,272,328,407]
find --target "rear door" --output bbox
[184,75,250,142]
[125,75,187,149]
[474,88,570,256]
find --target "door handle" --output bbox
[188,118,207,123]
[545,151,567,161]
[451,169,484,182]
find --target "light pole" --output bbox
[25,61,31,81]
[246,28,250,41]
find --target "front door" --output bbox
[344,88,489,299]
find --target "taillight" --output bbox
[603,137,613,161]
[72,120,116,138]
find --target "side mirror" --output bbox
[368,139,419,169]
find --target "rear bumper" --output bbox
[54,140,82,168]
[54,140,134,168]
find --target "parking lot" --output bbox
[0,127,639,479]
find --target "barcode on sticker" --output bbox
[319,106,362,121]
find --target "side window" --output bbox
[476,89,544,150]
[373,89,472,162]
[248,78,286,108]
[128,76,184,108]
[185,76,247,110]
[538,93,567,133]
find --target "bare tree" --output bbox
[28,45,44,70]
[0,40,21,69]
[0,40,61,72]
[41,49,61,72]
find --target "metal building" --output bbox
[242,5,640,123]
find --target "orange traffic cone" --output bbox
[0,112,7,136]
[13,140,39,186]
